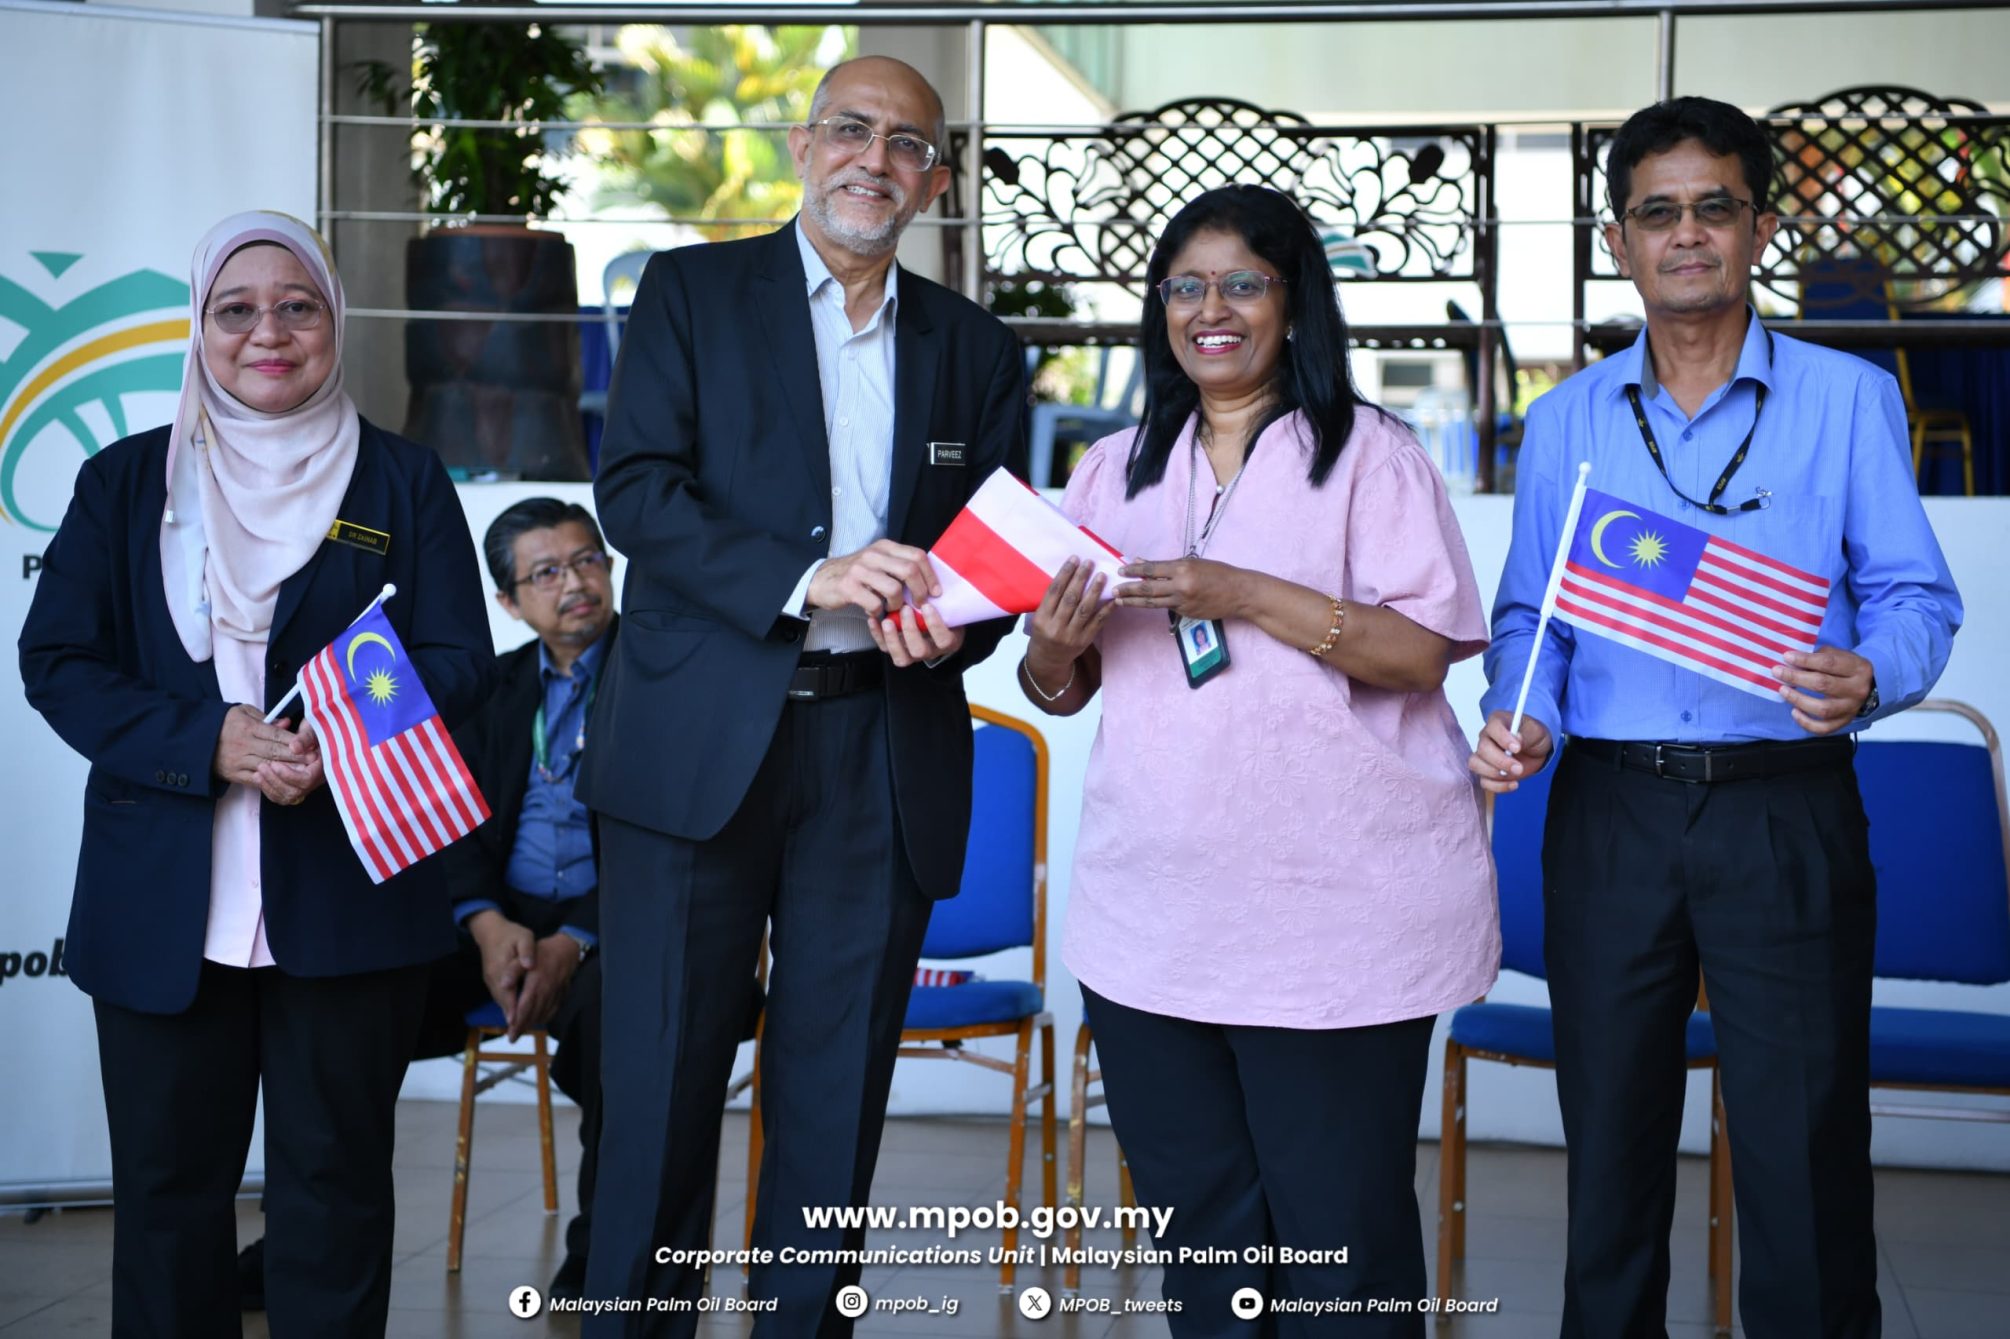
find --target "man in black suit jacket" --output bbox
[417,498,620,1299]
[577,55,1028,1334]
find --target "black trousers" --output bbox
[1082,986,1437,1339]
[415,886,605,1265]
[1544,745,1880,1339]
[585,690,932,1339]
[93,959,428,1339]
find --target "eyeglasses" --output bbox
[1156,271,1286,306]
[1620,197,1756,232]
[205,299,328,335]
[810,116,940,173]
[512,551,611,592]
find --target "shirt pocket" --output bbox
[1746,494,1843,590]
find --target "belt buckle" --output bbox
[1701,748,1717,783]
[1653,743,1667,779]
[787,687,817,701]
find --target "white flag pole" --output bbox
[263,583,399,725]
[1508,463,1591,736]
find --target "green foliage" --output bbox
[575,25,850,241]
[358,22,603,219]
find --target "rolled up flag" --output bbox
[925,469,1127,627]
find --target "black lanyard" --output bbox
[1623,329,1774,516]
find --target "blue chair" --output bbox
[1026,346,1139,489]
[579,248,655,425]
[1436,765,1733,1333]
[1855,700,2010,1124]
[447,1002,558,1272]
[745,705,1056,1290]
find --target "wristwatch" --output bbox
[1856,677,1880,718]
[561,930,594,964]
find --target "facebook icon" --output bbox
[509,1285,544,1318]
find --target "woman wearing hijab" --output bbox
[1019,186,1498,1335]
[19,211,493,1336]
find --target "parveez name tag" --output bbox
[326,520,391,556]
[928,441,967,466]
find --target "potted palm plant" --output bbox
[362,18,602,479]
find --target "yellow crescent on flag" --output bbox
[344,631,394,680]
[1589,509,1640,569]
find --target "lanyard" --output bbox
[1623,327,1775,516]
[532,673,597,781]
[1182,428,1250,559]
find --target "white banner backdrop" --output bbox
[0,0,318,1203]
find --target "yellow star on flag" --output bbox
[363,668,398,705]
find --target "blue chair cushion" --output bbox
[465,1001,507,1030]
[1869,1006,2010,1088]
[1450,1002,1717,1064]
[904,980,1043,1032]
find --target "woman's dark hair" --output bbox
[482,498,605,591]
[1606,96,1775,217]
[1125,184,1375,498]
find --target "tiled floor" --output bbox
[2,1102,2003,1337]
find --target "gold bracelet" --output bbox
[1021,655,1075,703]
[1308,597,1345,658]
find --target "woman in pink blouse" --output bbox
[1022,186,1499,1335]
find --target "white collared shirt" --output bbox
[784,221,898,653]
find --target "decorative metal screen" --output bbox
[965,97,1493,300]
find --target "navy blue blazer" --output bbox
[18,419,494,1015]
[578,223,1029,899]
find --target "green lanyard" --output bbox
[532,674,597,781]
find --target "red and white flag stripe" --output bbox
[300,648,489,884]
[927,470,1126,627]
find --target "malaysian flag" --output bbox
[1553,486,1832,698]
[298,604,489,882]
[926,469,1126,627]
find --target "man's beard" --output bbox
[804,168,911,256]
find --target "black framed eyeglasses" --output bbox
[205,298,328,334]
[512,551,611,592]
[1620,197,1756,232]
[1155,271,1286,306]
[809,116,940,173]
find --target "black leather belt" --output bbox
[787,651,882,702]
[1571,735,1853,784]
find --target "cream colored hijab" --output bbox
[161,211,360,662]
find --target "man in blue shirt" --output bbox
[1472,98,1960,1337]
[426,498,619,1299]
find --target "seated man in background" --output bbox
[421,497,762,1296]
[418,496,620,1299]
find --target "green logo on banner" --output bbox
[1,254,189,531]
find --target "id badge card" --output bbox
[1173,614,1230,688]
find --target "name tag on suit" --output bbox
[327,519,391,556]
[928,442,967,467]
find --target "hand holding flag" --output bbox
[1551,485,1831,699]
[926,469,1126,628]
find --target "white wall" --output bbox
[421,484,2010,1174]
